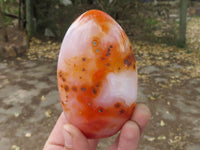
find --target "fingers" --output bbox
[109,103,151,150]
[63,124,98,150]
[43,112,67,150]
[88,139,99,150]
[43,112,98,150]
[118,104,151,150]
[117,121,140,150]
[131,103,151,134]
[44,104,150,150]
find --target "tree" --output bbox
[18,0,26,29]
[26,0,34,37]
[178,0,188,48]
[0,0,8,42]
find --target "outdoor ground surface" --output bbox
[0,17,200,150]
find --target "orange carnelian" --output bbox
[57,10,137,139]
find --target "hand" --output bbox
[43,103,151,150]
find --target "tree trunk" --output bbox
[178,0,188,48]
[26,0,34,37]
[22,0,26,29]
[0,2,8,42]
[18,0,22,29]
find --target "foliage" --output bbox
[0,0,188,47]
[0,0,18,25]
[25,17,200,62]
[30,0,180,45]
[93,0,178,45]
[32,0,61,36]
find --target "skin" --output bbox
[43,103,151,150]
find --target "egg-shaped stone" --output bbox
[57,10,137,139]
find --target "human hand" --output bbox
[43,103,151,150]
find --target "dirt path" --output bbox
[1,16,200,150]
[0,41,200,150]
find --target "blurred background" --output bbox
[0,0,200,150]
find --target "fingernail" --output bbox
[63,125,73,149]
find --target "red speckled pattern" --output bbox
[57,10,137,139]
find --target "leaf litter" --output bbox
[13,16,200,150]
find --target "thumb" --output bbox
[63,124,92,150]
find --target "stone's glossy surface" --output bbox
[57,10,137,139]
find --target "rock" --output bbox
[0,27,28,58]
[44,28,56,37]
[0,40,28,58]
[60,0,72,6]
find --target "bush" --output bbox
[32,0,179,45]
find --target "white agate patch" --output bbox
[96,70,137,106]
